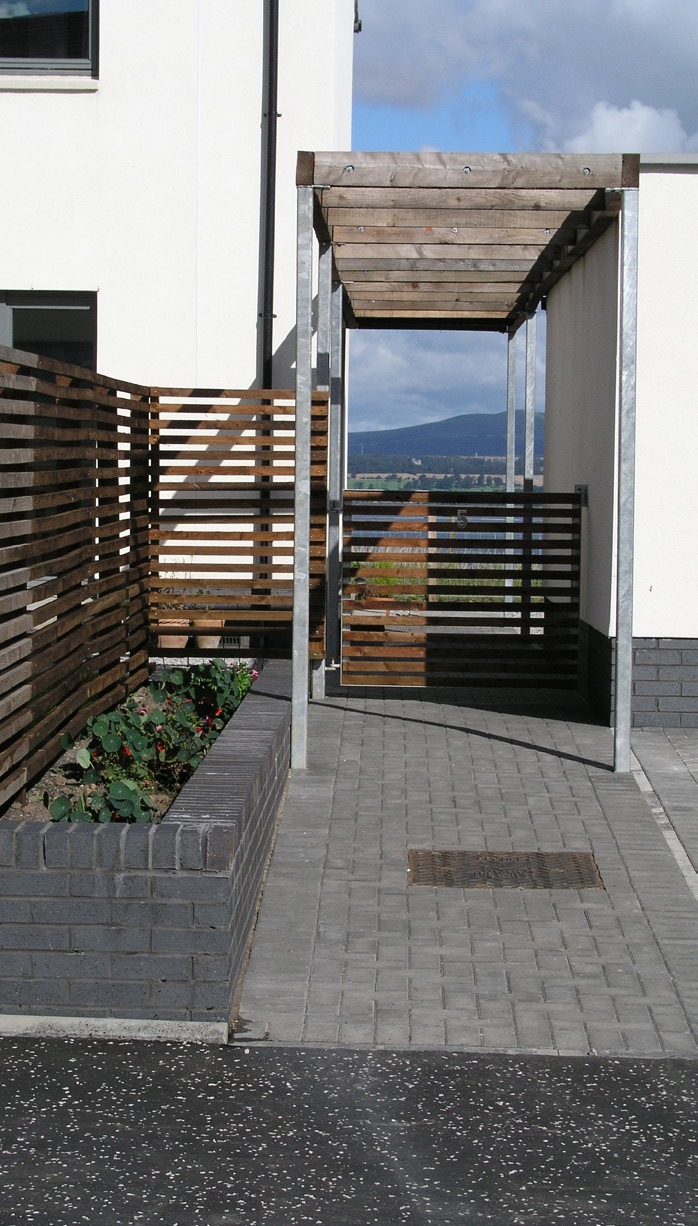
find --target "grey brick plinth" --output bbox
[0,660,290,1032]
[579,622,698,728]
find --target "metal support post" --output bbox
[520,314,537,634]
[505,326,518,607]
[614,189,639,773]
[506,327,517,493]
[292,185,314,770]
[317,241,331,391]
[524,313,536,491]
[326,277,345,671]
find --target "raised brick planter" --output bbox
[0,660,290,1043]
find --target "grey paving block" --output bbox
[238,689,698,1055]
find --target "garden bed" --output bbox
[4,660,255,827]
[0,660,291,1043]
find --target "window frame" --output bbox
[0,290,98,371]
[0,1,98,78]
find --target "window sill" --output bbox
[0,75,98,92]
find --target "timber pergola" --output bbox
[292,152,640,772]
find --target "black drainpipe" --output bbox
[261,0,279,390]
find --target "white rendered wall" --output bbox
[633,165,698,637]
[0,0,354,388]
[544,223,620,637]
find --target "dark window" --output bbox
[0,1,97,75]
[0,291,97,369]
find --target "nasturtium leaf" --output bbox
[92,716,109,738]
[101,733,121,753]
[76,748,91,769]
[50,795,72,820]
[109,780,134,800]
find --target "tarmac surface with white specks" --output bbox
[0,1040,696,1225]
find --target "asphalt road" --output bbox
[0,1040,695,1225]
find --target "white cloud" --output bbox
[354,0,698,150]
[563,100,698,154]
[349,330,509,432]
[0,3,31,16]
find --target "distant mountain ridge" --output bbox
[349,411,544,458]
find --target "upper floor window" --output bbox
[0,1,98,76]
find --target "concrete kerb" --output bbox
[0,660,291,1043]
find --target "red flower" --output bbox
[216,707,222,715]
[124,747,131,756]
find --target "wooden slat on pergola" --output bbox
[297,152,640,331]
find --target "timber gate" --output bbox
[341,490,581,687]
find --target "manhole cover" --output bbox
[407,849,604,890]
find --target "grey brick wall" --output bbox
[631,639,698,728]
[0,660,290,1028]
[579,623,698,728]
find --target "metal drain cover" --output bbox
[407,849,604,890]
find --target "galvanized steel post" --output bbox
[317,241,331,391]
[326,277,345,671]
[292,184,314,769]
[311,241,333,701]
[506,326,517,493]
[614,188,639,773]
[524,313,536,491]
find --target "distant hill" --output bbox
[349,410,544,459]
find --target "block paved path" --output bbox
[239,686,698,1056]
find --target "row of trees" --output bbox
[347,453,544,477]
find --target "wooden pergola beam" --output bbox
[298,151,638,331]
[304,151,639,189]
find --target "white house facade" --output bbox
[544,155,698,728]
[0,0,356,388]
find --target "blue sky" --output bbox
[348,0,698,433]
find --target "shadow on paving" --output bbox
[0,1040,696,1225]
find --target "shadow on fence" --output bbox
[0,346,328,813]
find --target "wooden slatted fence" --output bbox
[341,490,581,687]
[149,387,328,658]
[0,345,150,811]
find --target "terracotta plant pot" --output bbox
[194,616,225,651]
[157,619,191,650]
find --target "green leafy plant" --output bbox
[54,662,254,823]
